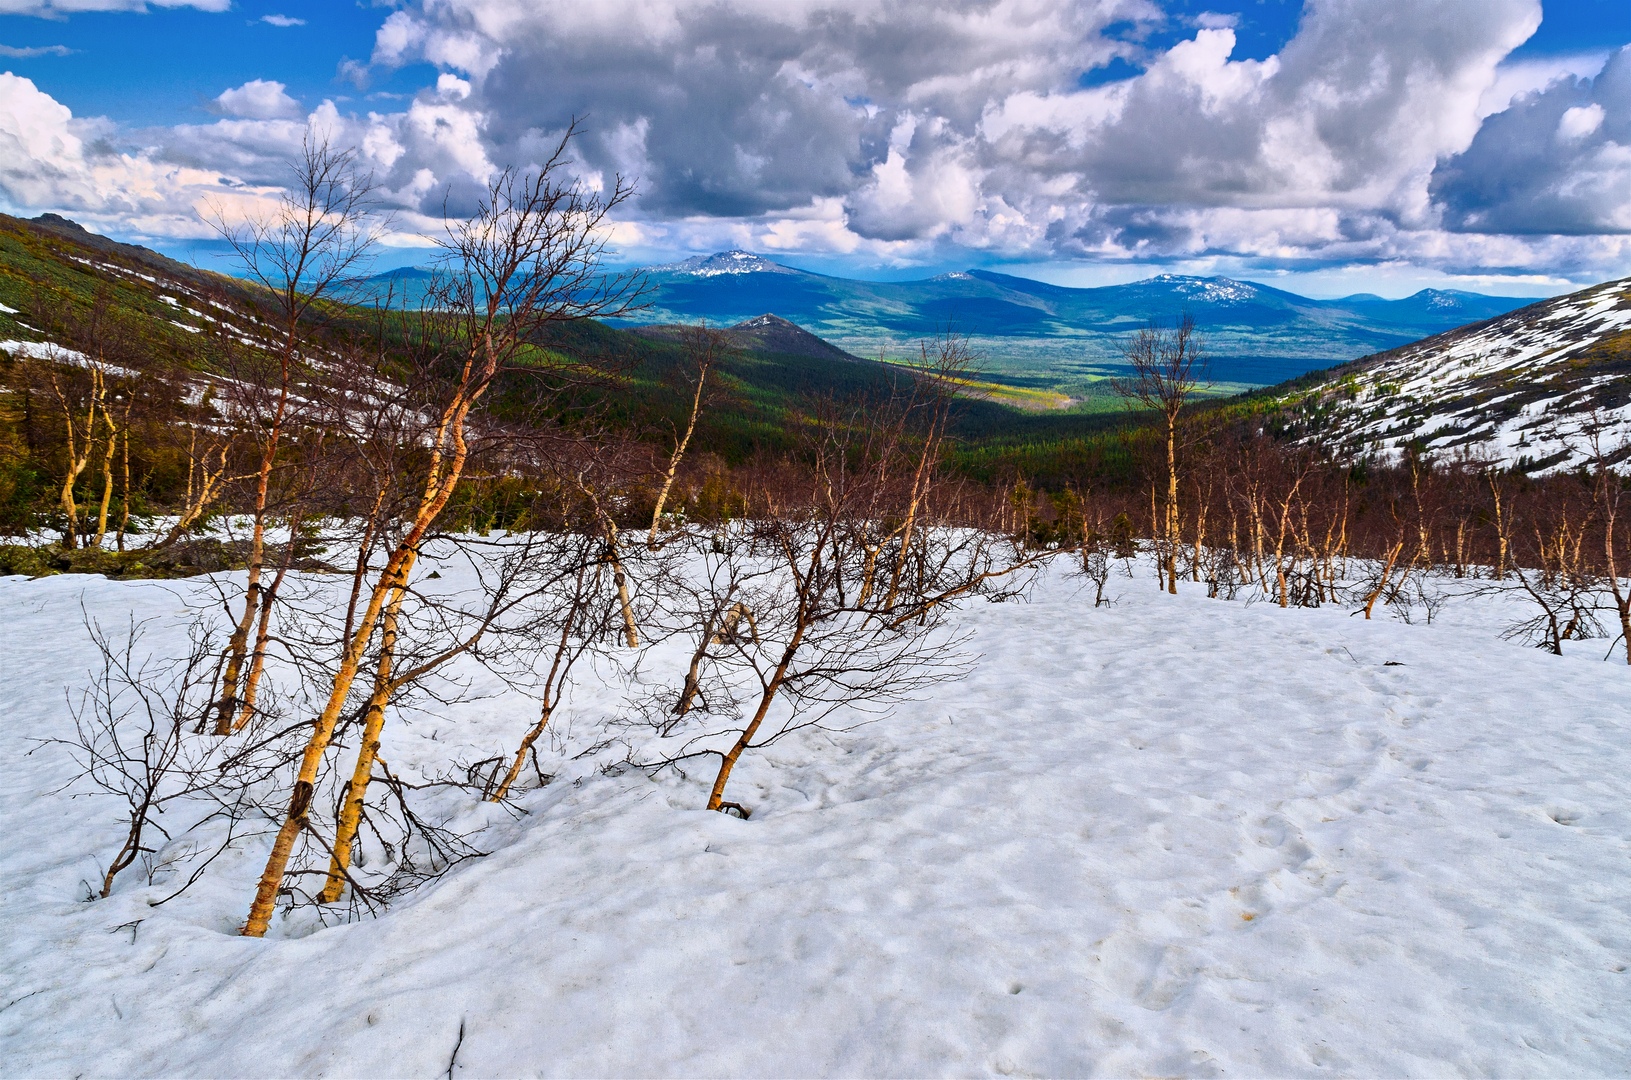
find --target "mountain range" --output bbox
[613,251,1539,390]
[3,211,1622,494]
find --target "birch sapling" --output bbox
[1112,314,1207,595]
[648,325,722,547]
[48,363,104,550]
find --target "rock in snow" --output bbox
[0,561,1627,1076]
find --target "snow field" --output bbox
[1,560,1629,1077]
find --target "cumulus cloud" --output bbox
[1477,50,1610,119]
[344,0,1610,274]
[146,76,497,237]
[214,79,301,120]
[976,0,1539,254]
[0,71,264,237]
[1433,45,1631,235]
[369,0,1154,221]
[846,115,982,242]
[2,0,1629,283]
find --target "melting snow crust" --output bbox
[1,562,1628,1077]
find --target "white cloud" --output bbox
[1558,103,1605,140]
[1477,51,1609,119]
[847,115,983,242]
[259,14,304,28]
[0,43,72,57]
[0,0,227,13]
[214,79,301,120]
[1434,45,1631,237]
[2,0,1628,286]
[435,73,471,101]
[0,72,269,238]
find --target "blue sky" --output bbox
[2,0,1630,298]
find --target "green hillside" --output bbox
[0,213,1152,539]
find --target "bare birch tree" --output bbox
[1113,314,1207,594]
[648,324,724,547]
[240,125,639,936]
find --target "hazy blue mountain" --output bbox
[612,252,1538,388]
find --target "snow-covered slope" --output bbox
[2,561,1628,1076]
[1276,277,1631,472]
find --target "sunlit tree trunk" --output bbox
[91,400,120,549]
[649,328,716,547]
[115,422,131,551]
[318,593,403,903]
[51,368,103,550]
[706,628,804,814]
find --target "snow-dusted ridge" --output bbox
[1142,274,1262,305]
[654,249,801,277]
[1277,276,1631,472]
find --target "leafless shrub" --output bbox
[45,614,223,899]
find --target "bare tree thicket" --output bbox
[631,347,1050,815]
[238,125,642,936]
[207,136,380,736]
[33,293,140,550]
[1008,415,1631,658]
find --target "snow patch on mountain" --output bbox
[658,250,799,277]
[1144,274,1261,305]
[1421,290,1468,310]
[1281,278,1631,473]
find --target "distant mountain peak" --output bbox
[733,313,798,330]
[32,212,92,236]
[725,312,860,363]
[13,211,205,284]
[660,250,797,277]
